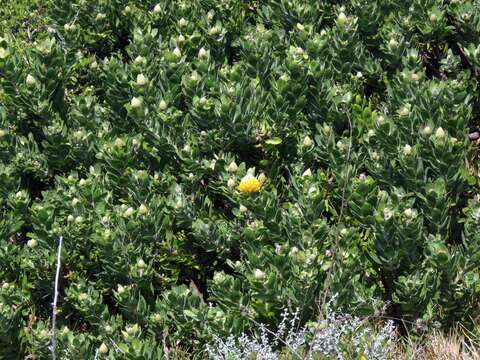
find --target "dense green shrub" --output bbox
[1,0,480,358]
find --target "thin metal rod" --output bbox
[51,236,63,360]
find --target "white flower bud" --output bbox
[388,38,399,48]
[75,216,83,224]
[138,204,148,215]
[253,269,266,279]
[178,18,188,27]
[134,56,146,65]
[114,138,125,148]
[422,126,432,136]
[26,74,36,87]
[117,285,125,294]
[99,343,109,354]
[209,26,219,36]
[227,178,235,188]
[79,178,87,187]
[258,173,267,184]
[227,161,238,173]
[430,13,438,22]
[376,115,385,125]
[178,34,185,43]
[67,215,75,223]
[403,144,412,156]
[27,239,38,248]
[131,97,142,108]
[123,207,135,217]
[159,100,167,111]
[95,13,106,21]
[137,259,146,268]
[404,208,414,219]
[198,47,208,59]
[336,12,347,27]
[336,141,346,151]
[172,47,182,58]
[399,106,410,117]
[302,168,312,177]
[303,135,313,147]
[239,205,248,213]
[435,127,445,140]
[136,73,147,86]
[153,4,161,13]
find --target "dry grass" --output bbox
[394,327,480,360]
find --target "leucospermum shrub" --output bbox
[1,0,480,358]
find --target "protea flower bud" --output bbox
[159,100,167,110]
[422,126,432,136]
[131,97,142,108]
[227,161,238,173]
[172,47,182,58]
[136,73,147,86]
[404,208,414,219]
[388,38,399,49]
[302,168,312,177]
[336,12,347,27]
[27,239,38,248]
[303,135,313,147]
[435,127,445,140]
[258,173,267,184]
[114,138,125,148]
[137,259,146,268]
[138,204,148,215]
[253,269,266,279]
[99,343,108,354]
[198,47,208,59]
[26,74,36,87]
[123,207,134,217]
[95,13,106,21]
[134,56,146,65]
[178,18,188,27]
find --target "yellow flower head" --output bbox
[238,174,262,193]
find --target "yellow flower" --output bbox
[238,174,262,193]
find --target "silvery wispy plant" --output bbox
[208,304,396,360]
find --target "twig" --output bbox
[51,235,63,360]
